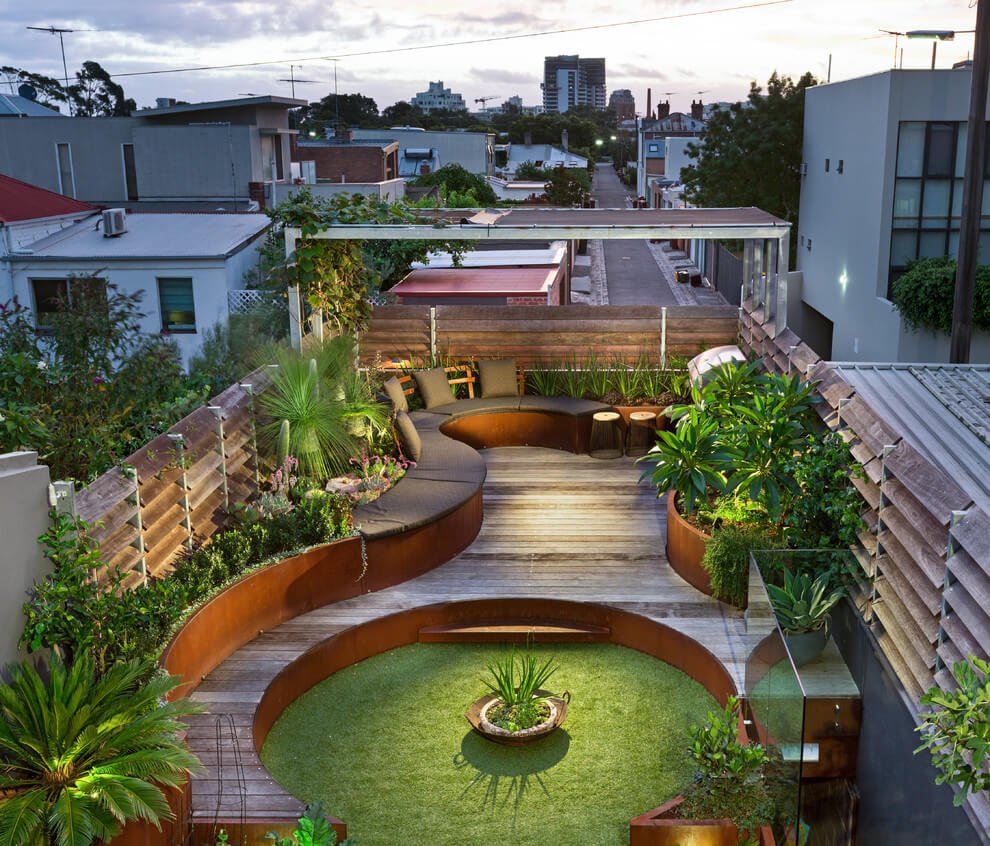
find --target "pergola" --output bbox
[284,206,791,347]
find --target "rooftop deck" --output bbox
[185,447,753,819]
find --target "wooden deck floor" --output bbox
[186,447,752,820]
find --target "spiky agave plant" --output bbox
[0,654,203,846]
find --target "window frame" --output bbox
[54,142,76,198]
[157,277,197,334]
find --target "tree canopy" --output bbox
[1,60,134,115]
[412,163,497,206]
[543,166,591,207]
[681,71,817,258]
[296,93,380,133]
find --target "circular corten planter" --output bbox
[465,689,569,746]
[665,493,715,597]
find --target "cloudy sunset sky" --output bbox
[2,0,981,113]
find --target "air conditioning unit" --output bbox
[799,162,808,176]
[102,208,127,237]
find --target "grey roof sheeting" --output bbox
[0,94,64,117]
[829,362,990,512]
[136,95,306,117]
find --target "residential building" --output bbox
[0,94,306,210]
[504,143,589,177]
[636,112,705,199]
[0,93,64,117]
[0,176,270,364]
[542,56,606,113]
[290,135,400,183]
[487,96,544,116]
[608,89,636,120]
[410,81,467,113]
[795,68,990,362]
[350,127,495,176]
[486,178,546,202]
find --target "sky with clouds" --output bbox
[2,0,981,114]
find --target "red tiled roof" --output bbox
[0,174,96,223]
[391,266,557,297]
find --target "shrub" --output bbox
[703,524,785,606]
[689,695,767,779]
[890,256,990,334]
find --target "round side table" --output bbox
[626,410,658,457]
[589,411,623,459]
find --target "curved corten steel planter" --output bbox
[665,493,715,597]
[630,796,776,846]
[440,411,595,454]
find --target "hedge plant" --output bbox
[890,256,990,334]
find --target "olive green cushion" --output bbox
[478,358,519,398]
[413,367,453,409]
[383,376,408,413]
[394,410,422,462]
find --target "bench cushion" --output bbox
[394,410,421,462]
[354,477,482,538]
[383,376,408,413]
[517,395,611,416]
[409,434,487,485]
[478,358,519,398]
[414,367,455,409]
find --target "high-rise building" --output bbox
[542,56,606,113]
[410,81,467,114]
[608,89,635,120]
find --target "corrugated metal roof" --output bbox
[391,266,556,296]
[18,213,270,260]
[829,362,990,512]
[0,174,95,223]
[0,94,64,117]
[411,242,566,269]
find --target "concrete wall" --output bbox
[797,68,990,362]
[664,137,694,184]
[350,128,494,174]
[284,181,406,203]
[0,452,51,667]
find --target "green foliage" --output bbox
[917,656,990,805]
[267,802,349,846]
[524,355,689,404]
[486,699,550,733]
[688,696,767,779]
[296,92,380,133]
[766,570,844,634]
[68,60,136,116]
[890,256,990,334]
[638,408,733,514]
[543,165,591,207]
[682,72,818,257]
[506,112,604,152]
[258,338,387,480]
[678,772,776,835]
[703,524,785,606]
[482,647,559,708]
[0,653,203,846]
[0,65,68,108]
[413,163,497,205]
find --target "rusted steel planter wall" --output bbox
[630,796,776,846]
[665,493,714,597]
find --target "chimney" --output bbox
[691,99,704,121]
[341,129,353,142]
[646,88,652,121]
[561,129,568,152]
[524,131,532,146]
[657,100,670,119]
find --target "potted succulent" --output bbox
[766,570,844,667]
[465,648,569,745]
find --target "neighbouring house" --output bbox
[410,81,467,114]
[636,110,705,200]
[486,178,546,202]
[504,143,589,177]
[608,89,636,120]
[542,55,606,113]
[350,127,495,176]
[287,134,406,201]
[0,94,306,210]
[0,177,270,364]
[0,93,65,117]
[795,67,990,362]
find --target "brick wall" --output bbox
[290,137,395,183]
[506,296,549,306]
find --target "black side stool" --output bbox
[589,411,623,459]
[626,410,658,457]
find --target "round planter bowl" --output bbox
[466,689,568,746]
[784,626,828,667]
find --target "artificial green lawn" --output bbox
[261,642,718,846]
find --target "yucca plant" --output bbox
[766,570,844,634]
[0,654,203,846]
[483,648,559,707]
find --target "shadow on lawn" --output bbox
[453,729,570,820]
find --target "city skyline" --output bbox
[2,0,980,115]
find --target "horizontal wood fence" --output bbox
[359,304,740,367]
[74,367,273,586]
[741,303,990,706]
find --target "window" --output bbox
[925,123,955,177]
[31,277,107,332]
[55,143,75,198]
[648,143,659,153]
[122,144,138,201]
[158,278,196,332]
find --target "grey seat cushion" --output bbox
[517,395,611,416]
[354,477,482,538]
[478,358,519,398]
[413,367,455,409]
[394,410,421,462]
[410,433,487,485]
[429,397,522,417]
[383,376,408,413]
[408,410,447,431]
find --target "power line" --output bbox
[109,0,794,80]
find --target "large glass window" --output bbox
[55,143,75,197]
[888,120,990,296]
[31,277,107,332]
[157,278,196,332]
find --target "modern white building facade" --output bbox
[410,82,467,114]
[796,68,990,362]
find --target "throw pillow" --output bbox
[478,358,519,398]
[413,367,453,409]
[383,376,409,413]
[394,410,422,462]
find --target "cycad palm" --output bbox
[0,655,203,846]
